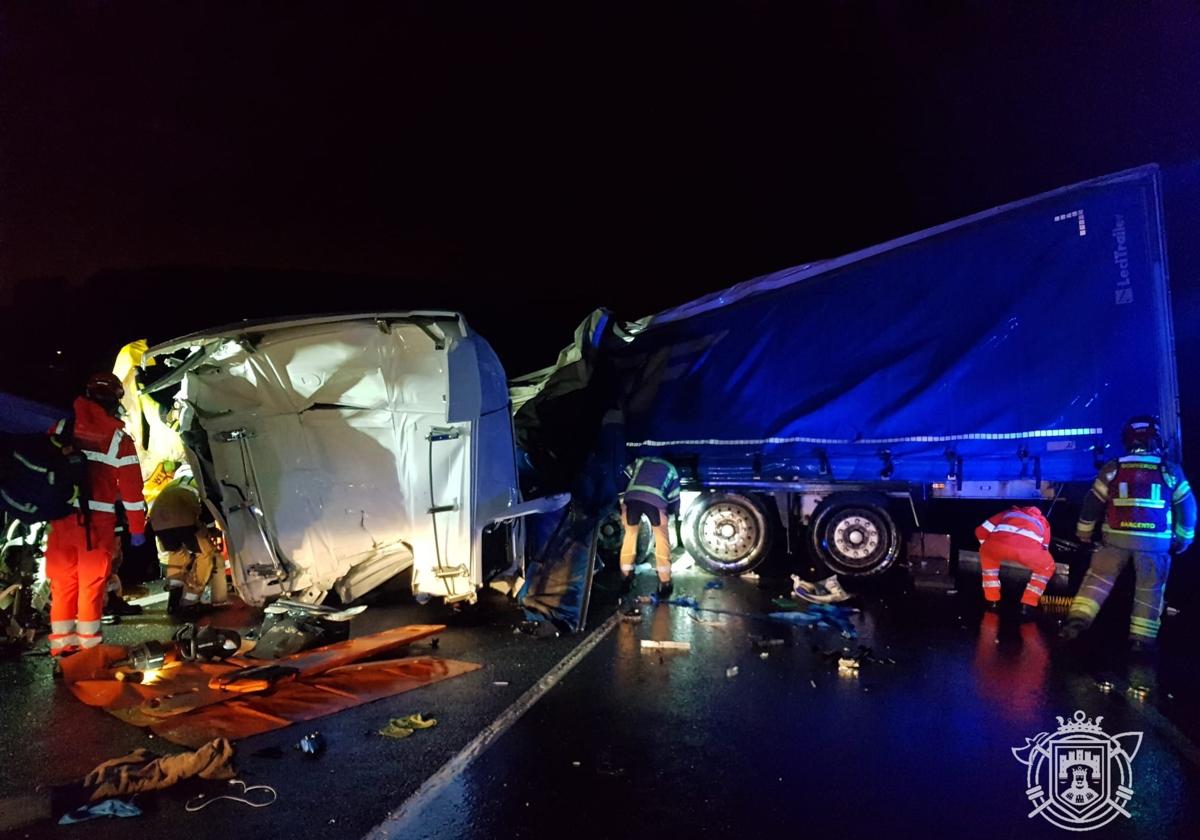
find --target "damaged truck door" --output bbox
[140,313,567,607]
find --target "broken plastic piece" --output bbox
[790,574,851,605]
[725,666,739,678]
[640,640,690,652]
[295,731,325,757]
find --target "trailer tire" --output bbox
[596,509,625,558]
[682,491,774,576]
[808,494,899,577]
[597,508,657,564]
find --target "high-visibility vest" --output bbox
[1104,455,1172,540]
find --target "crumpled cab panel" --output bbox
[146,313,524,607]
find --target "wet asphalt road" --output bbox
[397,572,1200,840]
[2,565,1200,840]
[0,586,621,840]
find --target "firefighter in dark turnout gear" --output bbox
[1062,417,1195,649]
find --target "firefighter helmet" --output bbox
[1121,415,1163,453]
[85,372,125,404]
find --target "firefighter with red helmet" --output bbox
[974,505,1055,616]
[1061,416,1196,650]
[45,373,147,657]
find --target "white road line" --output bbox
[363,611,621,840]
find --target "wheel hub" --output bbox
[699,504,758,561]
[832,515,879,561]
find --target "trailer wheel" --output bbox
[682,492,774,575]
[808,494,899,577]
[596,509,625,557]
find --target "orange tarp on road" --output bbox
[60,625,480,746]
[150,657,480,747]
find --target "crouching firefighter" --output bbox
[45,374,147,657]
[149,463,226,615]
[1061,416,1196,650]
[619,457,681,599]
[975,505,1055,616]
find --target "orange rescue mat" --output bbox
[61,625,481,747]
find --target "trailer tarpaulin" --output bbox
[618,165,1179,484]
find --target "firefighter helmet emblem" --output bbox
[1012,710,1142,831]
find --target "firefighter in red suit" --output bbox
[45,373,147,657]
[975,505,1055,616]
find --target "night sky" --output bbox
[2,2,1200,405]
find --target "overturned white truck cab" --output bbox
[142,313,565,607]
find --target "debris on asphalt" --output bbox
[759,651,770,659]
[185,780,278,812]
[1128,685,1151,702]
[648,594,701,608]
[726,666,739,678]
[640,640,690,652]
[741,572,760,582]
[378,713,438,739]
[768,603,858,636]
[837,656,860,675]
[1096,680,1115,694]
[517,619,561,638]
[809,679,817,688]
[493,680,510,687]
[295,731,326,756]
[58,797,142,824]
[671,554,695,572]
[790,574,851,604]
[1165,606,1180,618]
[815,643,895,669]
[620,607,643,623]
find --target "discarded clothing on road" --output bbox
[58,798,142,825]
[378,712,438,739]
[82,738,236,802]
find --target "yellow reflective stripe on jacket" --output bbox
[1111,498,1167,509]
